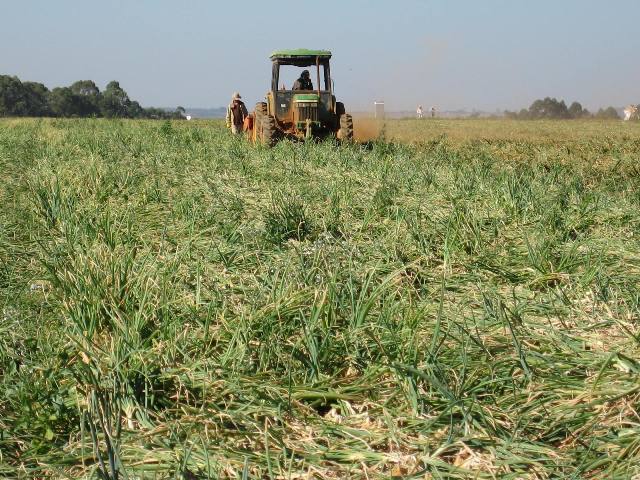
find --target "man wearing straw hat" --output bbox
[226,92,248,134]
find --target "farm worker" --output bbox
[431,106,436,118]
[293,70,313,91]
[226,92,248,134]
[417,105,424,119]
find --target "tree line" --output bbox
[0,75,185,119]
[505,97,621,120]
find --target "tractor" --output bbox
[248,49,353,145]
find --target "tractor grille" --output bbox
[295,102,318,122]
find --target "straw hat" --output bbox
[232,92,242,100]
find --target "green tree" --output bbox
[70,80,101,116]
[0,74,185,120]
[127,100,144,118]
[528,97,570,119]
[22,82,50,116]
[143,107,167,119]
[568,101,584,119]
[0,75,29,116]
[70,80,99,97]
[48,87,81,117]
[595,107,620,120]
[100,81,130,117]
[169,106,186,119]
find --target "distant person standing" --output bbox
[226,92,248,134]
[416,105,424,119]
[430,106,436,118]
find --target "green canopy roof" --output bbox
[270,49,332,59]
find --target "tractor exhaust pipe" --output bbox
[316,56,321,98]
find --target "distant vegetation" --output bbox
[0,75,185,119]
[506,97,621,120]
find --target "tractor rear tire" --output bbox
[261,114,277,147]
[338,113,354,142]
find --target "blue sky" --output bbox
[2,0,639,112]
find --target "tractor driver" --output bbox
[293,70,313,91]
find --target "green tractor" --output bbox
[249,49,353,145]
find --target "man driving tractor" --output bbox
[292,70,313,91]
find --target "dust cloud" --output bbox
[353,116,383,142]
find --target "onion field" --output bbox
[1,118,640,478]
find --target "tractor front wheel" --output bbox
[252,102,268,143]
[338,113,354,142]
[255,102,267,117]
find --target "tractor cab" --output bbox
[250,49,353,144]
[268,49,335,134]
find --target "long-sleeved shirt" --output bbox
[226,100,248,127]
[292,77,314,91]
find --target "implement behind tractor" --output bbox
[248,49,353,145]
